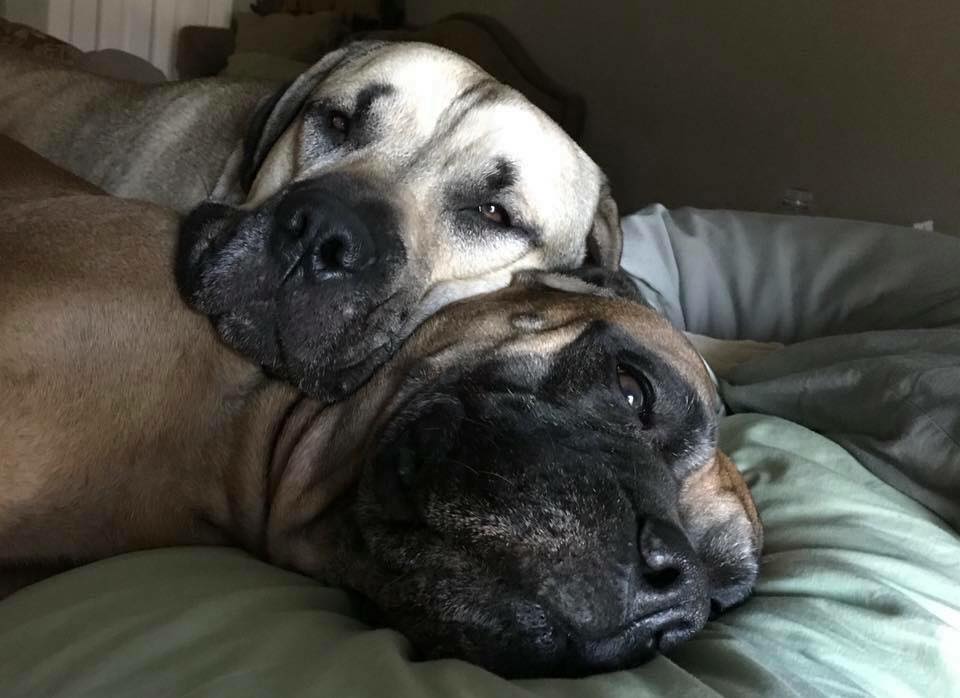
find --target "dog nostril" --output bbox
[638,519,691,592]
[318,236,347,269]
[642,566,681,590]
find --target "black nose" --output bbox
[637,517,695,598]
[624,518,708,648]
[508,519,709,676]
[274,188,377,279]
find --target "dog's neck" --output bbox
[227,349,435,581]
[218,373,388,573]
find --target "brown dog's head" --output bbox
[265,272,761,677]
[176,41,621,401]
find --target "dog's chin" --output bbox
[275,331,401,402]
[211,297,406,402]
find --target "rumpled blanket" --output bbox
[621,205,960,528]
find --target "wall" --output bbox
[1,0,232,77]
[409,1,960,232]
[2,0,48,28]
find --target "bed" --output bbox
[2,206,958,696]
[2,10,958,695]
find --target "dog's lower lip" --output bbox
[286,334,396,386]
[335,337,395,371]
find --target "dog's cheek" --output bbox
[213,307,280,371]
[175,202,239,310]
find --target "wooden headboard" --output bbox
[177,13,585,140]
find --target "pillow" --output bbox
[620,205,960,342]
[0,415,956,696]
[76,48,167,83]
[221,51,312,81]
[0,18,82,64]
[234,11,342,63]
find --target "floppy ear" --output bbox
[239,40,387,193]
[239,81,292,193]
[584,181,623,270]
[561,266,646,304]
[511,268,646,305]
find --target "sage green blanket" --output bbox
[2,415,957,697]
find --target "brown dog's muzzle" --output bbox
[267,281,763,677]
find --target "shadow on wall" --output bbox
[409,0,960,232]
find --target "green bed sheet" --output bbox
[1,414,958,697]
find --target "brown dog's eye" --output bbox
[329,111,349,135]
[479,203,510,226]
[617,368,651,419]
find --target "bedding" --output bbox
[621,205,960,341]
[0,20,165,82]
[2,205,957,693]
[0,18,82,64]
[621,205,960,528]
[0,414,957,697]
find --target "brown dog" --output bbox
[0,140,760,677]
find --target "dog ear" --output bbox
[561,266,646,303]
[512,267,646,305]
[584,180,623,270]
[239,40,387,193]
[239,81,292,193]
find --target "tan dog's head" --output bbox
[176,41,621,401]
[266,273,762,677]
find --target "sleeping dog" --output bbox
[0,141,761,677]
[0,42,622,401]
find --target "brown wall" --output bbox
[1,1,48,29]
[409,1,960,232]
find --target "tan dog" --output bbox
[1,42,623,402]
[0,141,760,677]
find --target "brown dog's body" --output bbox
[0,139,760,675]
[0,140,282,590]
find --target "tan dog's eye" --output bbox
[329,111,349,136]
[479,203,511,226]
[617,368,652,420]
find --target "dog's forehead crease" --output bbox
[514,292,717,402]
[608,306,718,404]
[444,102,601,226]
[325,46,596,177]
[326,43,491,135]
[406,289,696,385]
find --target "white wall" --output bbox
[409,0,960,232]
